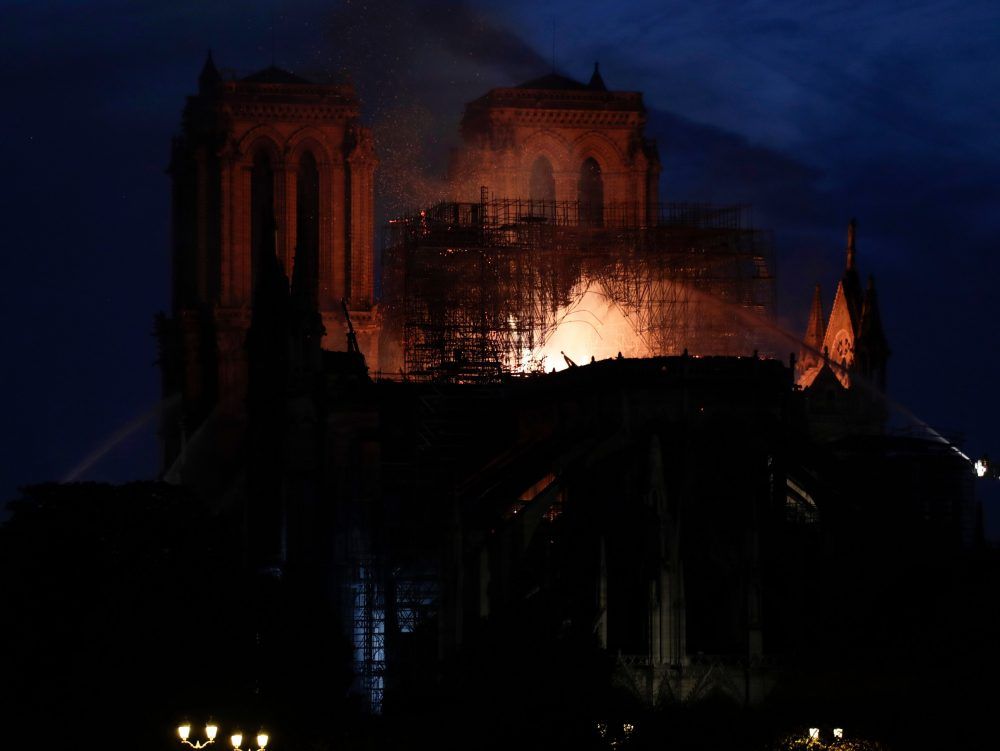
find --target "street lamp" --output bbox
[178,722,219,749]
[230,730,269,751]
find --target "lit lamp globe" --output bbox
[230,733,243,749]
[256,732,269,749]
[205,724,219,742]
[178,725,192,741]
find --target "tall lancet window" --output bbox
[578,157,604,227]
[529,156,555,219]
[294,151,320,304]
[250,150,276,291]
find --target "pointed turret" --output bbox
[804,283,824,355]
[796,283,825,386]
[198,50,222,95]
[855,274,890,392]
[247,195,290,416]
[841,217,864,326]
[858,276,887,348]
[290,242,316,308]
[247,249,291,408]
[588,61,607,91]
[289,239,325,389]
[819,219,867,389]
[245,245,290,566]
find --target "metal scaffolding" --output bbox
[351,558,386,713]
[382,197,776,382]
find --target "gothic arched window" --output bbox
[578,157,604,227]
[250,150,276,290]
[529,156,556,218]
[295,151,320,304]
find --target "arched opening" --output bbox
[529,156,555,219]
[578,157,604,227]
[294,151,320,305]
[250,150,276,291]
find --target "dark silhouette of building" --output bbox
[141,58,990,747]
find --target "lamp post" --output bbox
[177,723,268,751]
[230,730,269,751]
[177,723,219,749]
[803,726,846,747]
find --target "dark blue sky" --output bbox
[2,1,999,526]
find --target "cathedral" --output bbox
[154,54,978,734]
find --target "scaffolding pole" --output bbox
[382,199,776,382]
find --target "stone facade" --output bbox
[170,56,378,446]
[162,55,378,466]
[449,65,661,225]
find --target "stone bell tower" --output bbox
[159,53,377,467]
[449,63,661,225]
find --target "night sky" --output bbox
[3,1,999,530]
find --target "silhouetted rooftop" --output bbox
[241,65,312,84]
[516,73,590,91]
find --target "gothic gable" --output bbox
[821,280,858,387]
